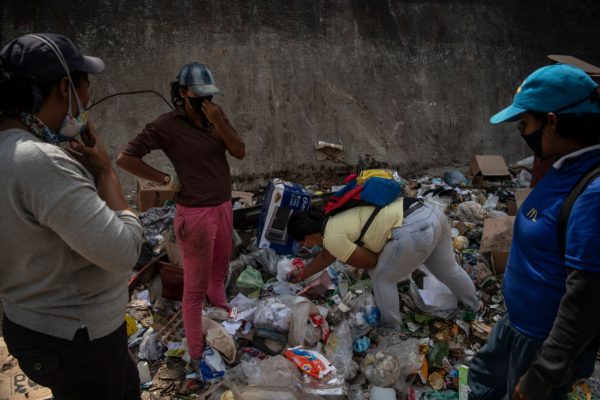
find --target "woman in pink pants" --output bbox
[117,62,245,369]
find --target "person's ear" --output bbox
[546,112,558,134]
[58,77,70,101]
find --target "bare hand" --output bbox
[201,101,227,127]
[286,269,303,284]
[69,122,112,175]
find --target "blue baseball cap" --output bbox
[490,63,600,124]
[177,62,221,96]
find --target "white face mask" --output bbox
[57,82,87,139]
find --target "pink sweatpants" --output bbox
[174,201,233,359]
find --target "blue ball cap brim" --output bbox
[490,104,528,124]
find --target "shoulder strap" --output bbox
[355,206,382,247]
[558,160,600,257]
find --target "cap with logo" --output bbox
[177,62,221,97]
[0,33,105,84]
[490,63,600,124]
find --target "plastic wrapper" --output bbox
[253,295,305,332]
[284,346,336,379]
[200,345,226,383]
[301,370,348,397]
[288,301,325,347]
[362,351,401,387]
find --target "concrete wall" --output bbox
[3,0,600,190]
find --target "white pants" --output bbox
[368,203,478,329]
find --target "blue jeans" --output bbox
[468,316,596,400]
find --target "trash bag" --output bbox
[236,266,264,296]
[362,351,401,387]
[253,295,305,332]
[138,328,162,361]
[230,385,324,400]
[408,267,458,319]
[443,170,469,186]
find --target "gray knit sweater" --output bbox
[0,128,143,340]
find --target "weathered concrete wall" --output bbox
[2,0,600,190]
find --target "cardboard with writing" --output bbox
[480,216,515,275]
[256,179,311,254]
[0,338,52,400]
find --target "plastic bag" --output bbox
[231,385,324,400]
[324,321,357,380]
[408,267,458,319]
[200,345,226,383]
[288,300,322,347]
[277,258,295,282]
[362,338,420,390]
[138,328,162,361]
[348,292,380,339]
[249,355,301,387]
[254,247,280,275]
[454,201,488,224]
[236,266,264,296]
[253,296,305,332]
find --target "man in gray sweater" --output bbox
[0,34,143,399]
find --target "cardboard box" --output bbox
[256,179,311,254]
[136,178,176,212]
[507,189,532,216]
[480,216,515,275]
[470,155,510,187]
[0,338,52,400]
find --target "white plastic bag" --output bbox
[408,267,457,319]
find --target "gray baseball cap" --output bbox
[177,62,221,96]
[0,33,105,84]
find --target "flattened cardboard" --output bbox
[470,155,510,178]
[0,338,52,400]
[136,178,176,211]
[507,189,532,216]
[547,55,600,75]
[480,216,515,275]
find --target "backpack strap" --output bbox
[355,206,382,246]
[558,160,600,257]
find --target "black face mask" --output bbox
[187,96,212,114]
[186,95,213,127]
[521,121,546,158]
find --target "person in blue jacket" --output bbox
[468,64,600,400]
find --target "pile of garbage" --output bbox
[124,156,600,400]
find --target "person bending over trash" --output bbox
[468,64,600,400]
[285,197,479,330]
[117,62,245,372]
[0,34,143,399]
